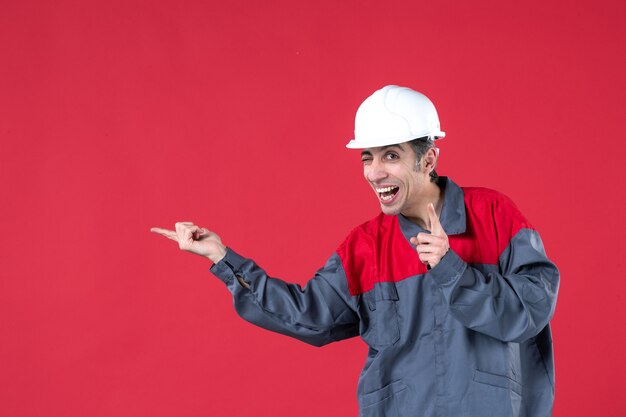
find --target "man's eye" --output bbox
[385,153,398,160]
[362,158,372,163]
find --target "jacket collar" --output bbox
[398,176,466,241]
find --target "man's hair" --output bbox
[408,137,438,183]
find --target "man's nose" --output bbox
[366,160,388,182]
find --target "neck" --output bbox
[402,179,443,230]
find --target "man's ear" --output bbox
[421,147,438,173]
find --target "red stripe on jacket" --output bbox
[337,187,533,296]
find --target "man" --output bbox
[151,85,559,417]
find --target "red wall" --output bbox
[1,0,625,416]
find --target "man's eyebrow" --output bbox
[380,144,405,152]
[361,145,405,157]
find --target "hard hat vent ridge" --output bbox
[382,87,415,141]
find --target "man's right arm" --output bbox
[151,222,360,347]
[211,248,360,347]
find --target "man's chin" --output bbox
[380,204,402,216]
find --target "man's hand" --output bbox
[409,203,450,269]
[150,222,227,264]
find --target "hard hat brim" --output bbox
[345,131,445,149]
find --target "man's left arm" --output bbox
[415,203,560,343]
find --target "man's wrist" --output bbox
[207,246,227,264]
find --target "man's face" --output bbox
[361,142,427,216]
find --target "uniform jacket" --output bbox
[210,177,559,417]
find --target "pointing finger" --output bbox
[150,227,179,242]
[427,203,444,235]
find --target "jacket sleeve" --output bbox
[429,211,560,343]
[209,248,360,347]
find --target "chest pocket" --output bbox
[361,282,401,348]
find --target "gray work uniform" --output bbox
[210,177,559,417]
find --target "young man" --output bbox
[152,85,559,417]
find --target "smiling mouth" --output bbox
[375,186,399,201]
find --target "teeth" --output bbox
[381,194,394,201]
[375,186,398,193]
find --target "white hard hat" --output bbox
[346,85,445,149]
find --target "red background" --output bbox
[1,0,625,416]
